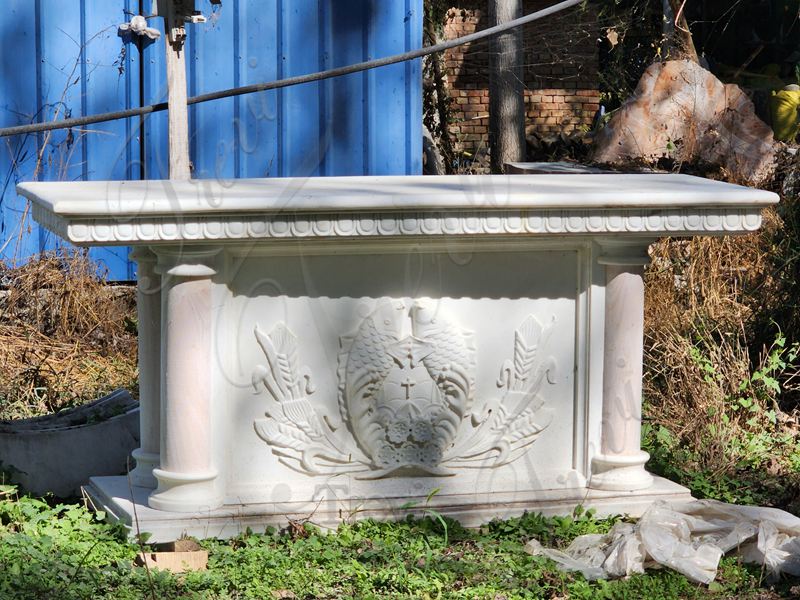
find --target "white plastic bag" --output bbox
[524,499,800,584]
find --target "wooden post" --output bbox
[165,38,191,179]
[159,0,192,180]
[489,0,525,174]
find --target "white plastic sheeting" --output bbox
[525,500,800,584]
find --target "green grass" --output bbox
[0,485,797,600]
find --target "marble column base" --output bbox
[148,468,223,513]
[128,449,159,489]
[86,474,691,543]
[589,451,654,491]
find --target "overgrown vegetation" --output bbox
[595,0,664,111]
[639,152,800,513]
[545,0,800,517]
[2,484,796,600]
[0,250,138,420]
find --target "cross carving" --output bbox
[400,376,416,399]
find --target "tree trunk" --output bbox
[489,0,525,174]
[667,0,699,63]
[423,124,446,175]
[424,18,454,173]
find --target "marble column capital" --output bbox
[129,246,157,265]
[596,239,654,267]
[153,246,221,278]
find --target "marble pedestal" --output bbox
[18,174,777,542]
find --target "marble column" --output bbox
[148,247,224,513]
[129,248,161,488]
[589,241,654,491]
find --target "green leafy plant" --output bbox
[1,487,797,598]
[645,330,800,507]
[400,487,450,546]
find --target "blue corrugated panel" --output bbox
[1,0,423,279]
[0,0,140,280]
[144,0,423,180]
[0,0,39,264]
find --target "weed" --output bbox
[400,487,451,546]
[1,490,798,599]
[643,327,800,509]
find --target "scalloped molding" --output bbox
[31,204,764,245]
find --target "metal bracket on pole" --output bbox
[154,0,209,44]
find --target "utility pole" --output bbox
[489,0,525,174]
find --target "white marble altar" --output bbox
[18,174,777,541]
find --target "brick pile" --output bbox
[442,1,601,166]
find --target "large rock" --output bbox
[593,60,776,185]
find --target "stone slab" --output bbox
[17,174,778,246]
[86,475,692,543]
[505,162,613,175]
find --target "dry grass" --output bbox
[0,251,138,420]
[642,153,800,502]
[644,233,766,469]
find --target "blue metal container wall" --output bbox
[1,0,423,279]
[0,0,140,279]
[143,0,423,180]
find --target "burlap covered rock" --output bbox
[593,60,776,185]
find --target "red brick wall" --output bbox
[442,1,600,164]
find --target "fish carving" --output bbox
[338,300,476,477]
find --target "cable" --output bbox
[0,0,583,139]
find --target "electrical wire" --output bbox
[0,0,582,139]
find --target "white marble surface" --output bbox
[18,174,777,540]
[17,174,777,246]
[17,174,775,214]
[87,475,692,543]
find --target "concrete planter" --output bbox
[0,389,139,497]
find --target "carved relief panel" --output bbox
[224,249,581,496]
[252,299,557,479]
